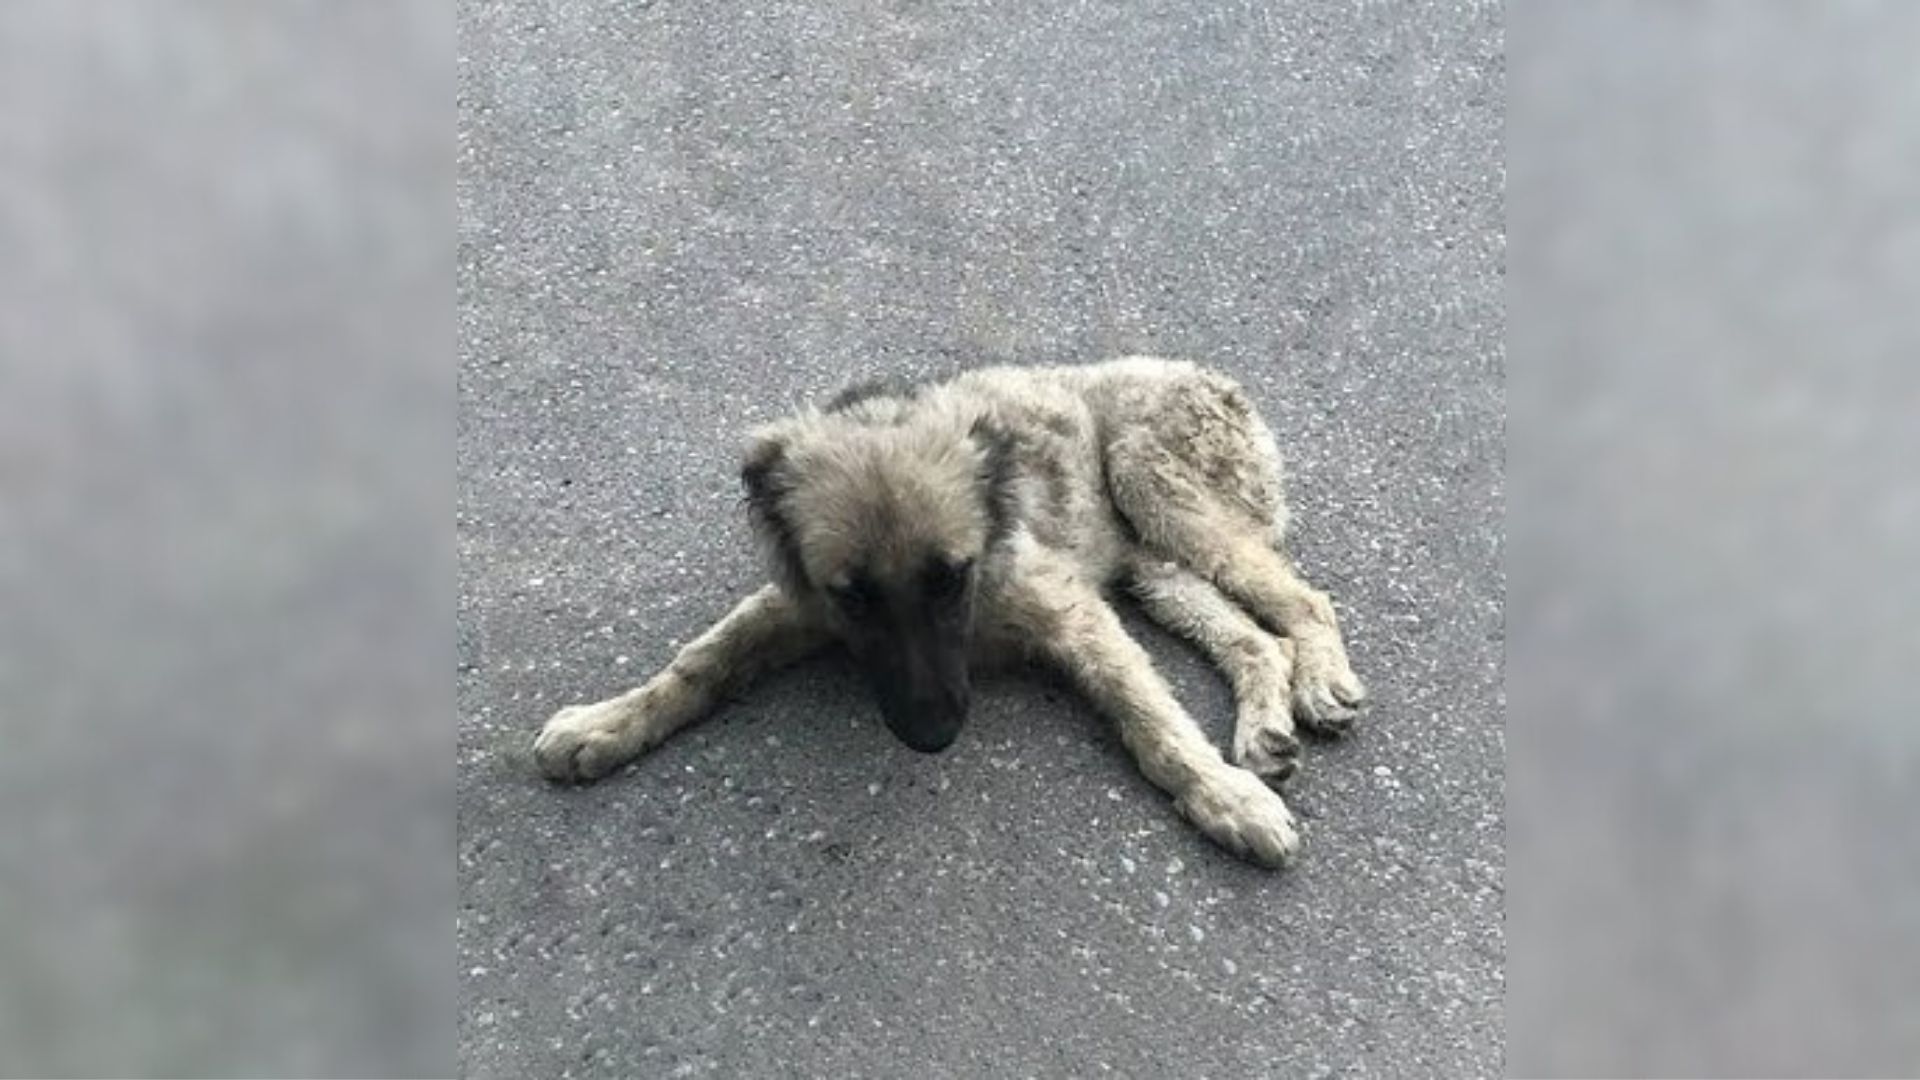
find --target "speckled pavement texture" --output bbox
[458,1,1503,1076]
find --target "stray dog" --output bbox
[535,358,1367,866]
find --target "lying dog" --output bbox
[535,358,1367,866]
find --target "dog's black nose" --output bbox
[883,695,967,754]
[897,727,959,754]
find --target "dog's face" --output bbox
[742,412,1012,753]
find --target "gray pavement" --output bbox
[458,1,1503,1075]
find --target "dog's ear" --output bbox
[741,430,809,592]
[968,414,1019,547]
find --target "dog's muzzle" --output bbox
[860,618,975,753]
[880,690,969,754]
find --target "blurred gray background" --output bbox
[1511,3,1920,1076]
[2,2,448,1077]
[459,1,1502,1077]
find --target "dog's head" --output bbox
[741,409,1014,753]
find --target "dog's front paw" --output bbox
[1292,640,1367,734]
[534,699,642,783]
[1177,767,1302,868]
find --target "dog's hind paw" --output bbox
[1292,645,1367,735]
[534,700,642,783]
[1177,767,1302,868]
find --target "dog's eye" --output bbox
[924,558,973,600]
[828,580,873,615]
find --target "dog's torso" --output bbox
[822,358,1291,662]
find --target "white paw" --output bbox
[1233,706,1303,784]
[1292,640,1367,734]
[1177,767,1302,868]
[533,699,642,783]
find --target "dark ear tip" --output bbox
[968,413,1012,452]
[740,433,808,590]
[740,455,770,491]
[969,413,1018,543]
[741,434,788,495]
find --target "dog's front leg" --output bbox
[993,552,1301,867]
[534,584,827,782]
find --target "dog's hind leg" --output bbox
[1119,514,1367,733]
[992,547,1301,867]
[1181,531,1366,733]
[534,585,827,782]
[1127,557,1303,784]
[1099,371,1367,733]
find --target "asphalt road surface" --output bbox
[459,1,1504,1076]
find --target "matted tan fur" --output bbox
[534,357,1367,867]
